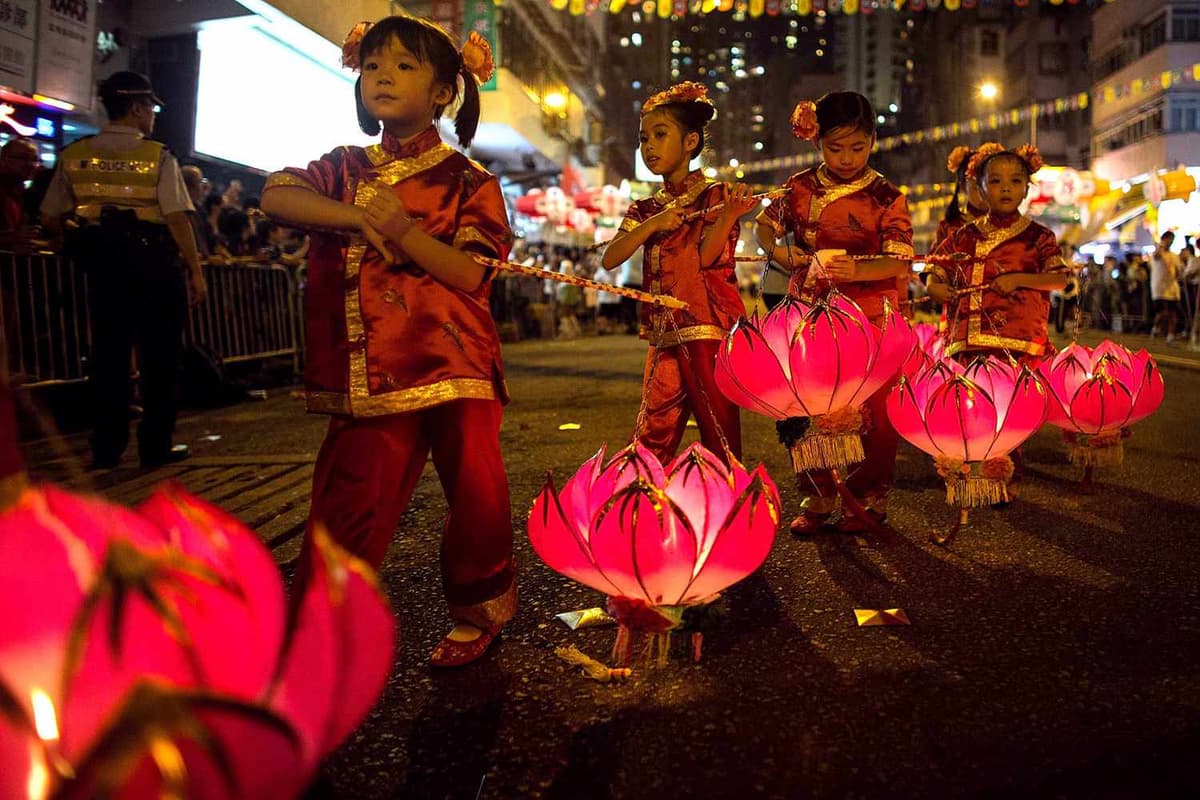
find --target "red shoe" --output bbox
[430,626,502,668]
[789,510,832,536]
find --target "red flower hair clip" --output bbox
[790,101,819,141]
[641,81,714,114]
[1014,143,1044,173]
[964,142,1005,183]
[947,146,973,174]
[341,21,373,72]
[461,31,495,84]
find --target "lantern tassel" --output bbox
[788,432,865,472]
[945,476,1008,508]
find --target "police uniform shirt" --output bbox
[40,125,194,223]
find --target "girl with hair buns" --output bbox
[935,145,989,249]
[755,90,914,535]
[926,142,1069,362]
[602,81,757,466]
[262,15,516,667]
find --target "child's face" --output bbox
[361,37,452,133]
[964,175,988,211]
[639,110,697,178]
[981,157,1029,215]
[819,126,873,181]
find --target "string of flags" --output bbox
[550,0,1114,19]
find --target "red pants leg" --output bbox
[677,339,742,463]
[427,400,516,629]
[298,414,429,588]
[845,380,900,515]
[637,346,690,464]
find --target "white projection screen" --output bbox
[194,24,373,172]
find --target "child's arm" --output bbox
[755,221,808,270]
[825,256,910,282]
[992,271,1068,295]
[262,186,395,264]
[361,181,486,292]
[600,208,683,270]
[699,184,758,268]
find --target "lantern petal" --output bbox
[590,486,677,603]
[886,378,942,457]
[789,304,873,414]
[1127,351,1165,425]
[682,470,779,604]
[715,320,802,419]
[527,477,621,596]
[663,443,736,551]
[924,379,999,462]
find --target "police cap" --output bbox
[99,71,164,108]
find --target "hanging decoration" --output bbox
[528,442,780,666]
[580,0,1115,16]
[0,483,395,799]
[1038,341,1165,486]
[887,356,1049,545]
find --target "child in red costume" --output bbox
[601,82,757,465]
[933,146,989,250]
[927,142,1069,362]
[262,16,514,667]
[755,91,914,534]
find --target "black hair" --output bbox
[647,101,716,161]
[943,158,975,225]
[814,91,876,140]
[1161,230,1176,242]
[243,195,261,210]
[100,93,144,121]
[202,193,223,215]
[353,15,481,148]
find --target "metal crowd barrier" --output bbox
[0,251,303,388]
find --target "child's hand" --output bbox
[990,273,1023,295]
[773,244,809,266]
[648,207,684,235]
[357,211,398,264]
[723,183,759,218]
[824,255,857,281]
[926,281,954,304]
[363,181,417,248]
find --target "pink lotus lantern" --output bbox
[529,442,780,665]
[0,482,395,799]
[715,292,915,474]
[1039,340,1164,479]
[902,321,947,378]
[887,356,1049,544]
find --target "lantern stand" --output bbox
[931,508,970,547]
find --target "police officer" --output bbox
[41,71,207,469]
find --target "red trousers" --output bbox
[300,399,516,629]
[639,339,742,465]
[800,380,899,515]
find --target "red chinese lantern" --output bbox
[529,442,780,665]
[0,482,395,799]
[1039,340,1164,483]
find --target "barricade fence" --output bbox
[0,251,303,389]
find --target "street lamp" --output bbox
[543,91,568,113]
[979,81,999,102]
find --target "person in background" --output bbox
[181,165,217,264]
[0,138,40,241]
[1150,230,1182,343]
[40,71,206,469]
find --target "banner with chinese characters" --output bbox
[0,0,36,93]
[35,0,97,109]
[463,0,498,91]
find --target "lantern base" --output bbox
[931,507,970,547]
[1069,440,1124,469]
[788,432,865,473]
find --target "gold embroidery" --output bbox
[369,144,456,183]
[641,323,728,347]
[653,172,713,207]
[306,378,498,417]
[453,226,493,251]
[1044,256,1069,273]
[946,335,1044,357]
[449,581,518,629]
[882,240,915,259]
[619,217,639,233]
[264,172,318,192]
[808,165,880,228]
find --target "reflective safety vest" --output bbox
[61,137,166,224]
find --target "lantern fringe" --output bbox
[1064,430,1125,468]
[945,476,1008,508]
[789,432,865,472]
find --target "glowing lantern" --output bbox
[528,442,780,664]
[0,483,395,798]
[714,293,915,473]
[902,321,946,378]
[1038,341,1164,474]
[887,356,1049,544]
[536,186,575,226]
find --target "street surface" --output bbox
[25,333,1200,799]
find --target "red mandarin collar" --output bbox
[381,126,443,158]
[987,211,1022,228]
[663,170,705,197]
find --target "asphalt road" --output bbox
[25,333,1200,799]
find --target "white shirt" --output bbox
[1151,248,1182,301]
[40,125,194,223]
